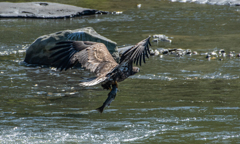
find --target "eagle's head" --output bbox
[132,67,140,75]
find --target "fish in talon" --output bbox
[96,84,118,113]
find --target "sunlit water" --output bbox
[1,0,240,143]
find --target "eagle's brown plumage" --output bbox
[49,36,151,89]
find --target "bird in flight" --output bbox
[49,36,151,112]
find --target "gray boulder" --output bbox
[24,27,119,66]
[0,2,108,19]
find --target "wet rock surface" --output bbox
[24,27,119,66]
[0,2,108,19]
[152,34,172,43]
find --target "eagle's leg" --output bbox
[108,86,112,91]
[113,81,118,88]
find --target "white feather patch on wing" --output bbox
[79,76,108,87]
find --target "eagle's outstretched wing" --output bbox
[120,36,151,66]
[105,36,151,77]
[49,41,119,86]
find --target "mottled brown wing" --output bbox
[49,41,119,86]
[70,43,119,77]
[49,41,98,71]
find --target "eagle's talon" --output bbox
[114,81,118,88]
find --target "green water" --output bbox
[1,0,240,143]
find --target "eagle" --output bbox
[49,36,151,91]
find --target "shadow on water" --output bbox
[1,0,240,143]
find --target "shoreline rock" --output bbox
[24,27,119,66]
[0,2,109,19]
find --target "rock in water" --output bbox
[0,2,107,19]
[154,50,160,56]
[24,27,119,66]
[152,34,172,43]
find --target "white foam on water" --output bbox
[0,105,240,143]
[170,0,240,5]
[131,72,239,80]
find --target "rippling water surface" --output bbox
[1,0,240,143]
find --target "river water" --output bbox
[1,0,240,143]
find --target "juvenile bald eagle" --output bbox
[49,36,151,90]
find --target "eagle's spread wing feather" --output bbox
[49,41,119,86]
[69,43,119,76]
[120,36,151,66]
[79,76,108,87]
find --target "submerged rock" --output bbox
[112,11,123,14]
[209,51,218,57]
[0,2,108,19]
[206,54,211,58]
[150,49,155,55]
[201,52,208,56]
[157,48,169,54]
[228,51,234,57]
[192,51,198,55]
[156,48,196,56]
[24,27,119,66]
[219,49,225,54]
[222,52,226,57]
[186,49,192,55]
[154,50,160,56]
[150,46,239,62]
[152,34,172,43]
